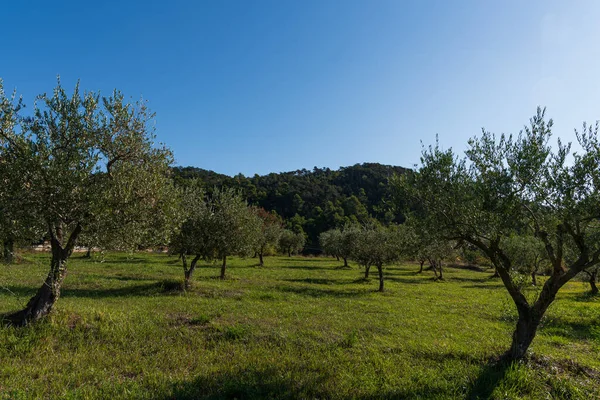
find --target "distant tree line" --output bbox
[172,163,408,250]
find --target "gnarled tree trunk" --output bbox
[505,306,542,361]
[418,259,424,274]
[4,224,81,326]
[258,252,264,267]
[364,265,371,279]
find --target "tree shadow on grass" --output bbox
[570,290,600,303]
[462,284,505,290]
[466,359,512,400]
[163,366,332,400]
[278,265,334,271]
[162,366,453,400]
[49,280,184,299]
[282,278,349,285]
[275,285,372,298]
[385,276,432,284]
[539,316,600,341]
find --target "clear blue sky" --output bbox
[3,1,600,176]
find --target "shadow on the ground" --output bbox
[162,366,332,400]
[466,359,512,399]
[274,285,372,298]
[462,283,505,290]
[277,265,334,271]
[282,278,349,285]
[0,280,186,302]
[570,290,600,303]
[539,316,599,341]
[160,366,452,400]
[385,276,432,284]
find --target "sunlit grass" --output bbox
[1,252,599,399]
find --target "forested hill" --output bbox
[173,163,409,249]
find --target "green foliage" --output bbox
[278,229,305,256]
[396,108,600,359]
[173,163,408,250]
[171,186,261,269]
[0,79,179,252]
[253,207,283,262]
[319,224,360,265]
[351,224,405,269]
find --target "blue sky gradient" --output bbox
[3,1,600,175]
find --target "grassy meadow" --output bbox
[0,252,599,399]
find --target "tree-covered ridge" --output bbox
[173,163,409,249]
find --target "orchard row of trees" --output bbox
[2,79,600,363]
[169,184,304,288]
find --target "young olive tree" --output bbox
[0,80,179,326]
[404,223,454,277]
[396,108,600,361]
[253,207,283,267]
[206,187,261,279]
[581,266,598,295]
[319,229,342,261]
[320,225,360,267]
[352,225,404,292]
[279,229,305,257]
[168,182,210,288]
[503,234,548,286]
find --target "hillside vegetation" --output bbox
[173,163,408,249]
[1,252,598,399]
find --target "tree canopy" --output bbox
[0,79,179,325]
[396,108,600,360]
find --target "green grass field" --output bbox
[1,252,599,399]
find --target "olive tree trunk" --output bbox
[418,259,424,274]
[343,257,348,267]
[220,255,227,279]
[364,265,371,279]
[258,252,264,267]
[3,239,14,264]
[495,260,563,362]
[376,263,384,292]
[589,271,598,295]
[505,307,542,361]
[183,255,201,289]
[4,224,81,326]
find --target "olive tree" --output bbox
[404,224,453,278]
[253,207,283,267]
[352,225,404,292]
[581,266,598,295]
[168,183,210,288]
[320,225,360,267]
[279,229,305,257]
[503,234,548,286]
[319,229,342,261]
[204,187,261,279]
[0,80,179,326]
[396,108,600,361]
